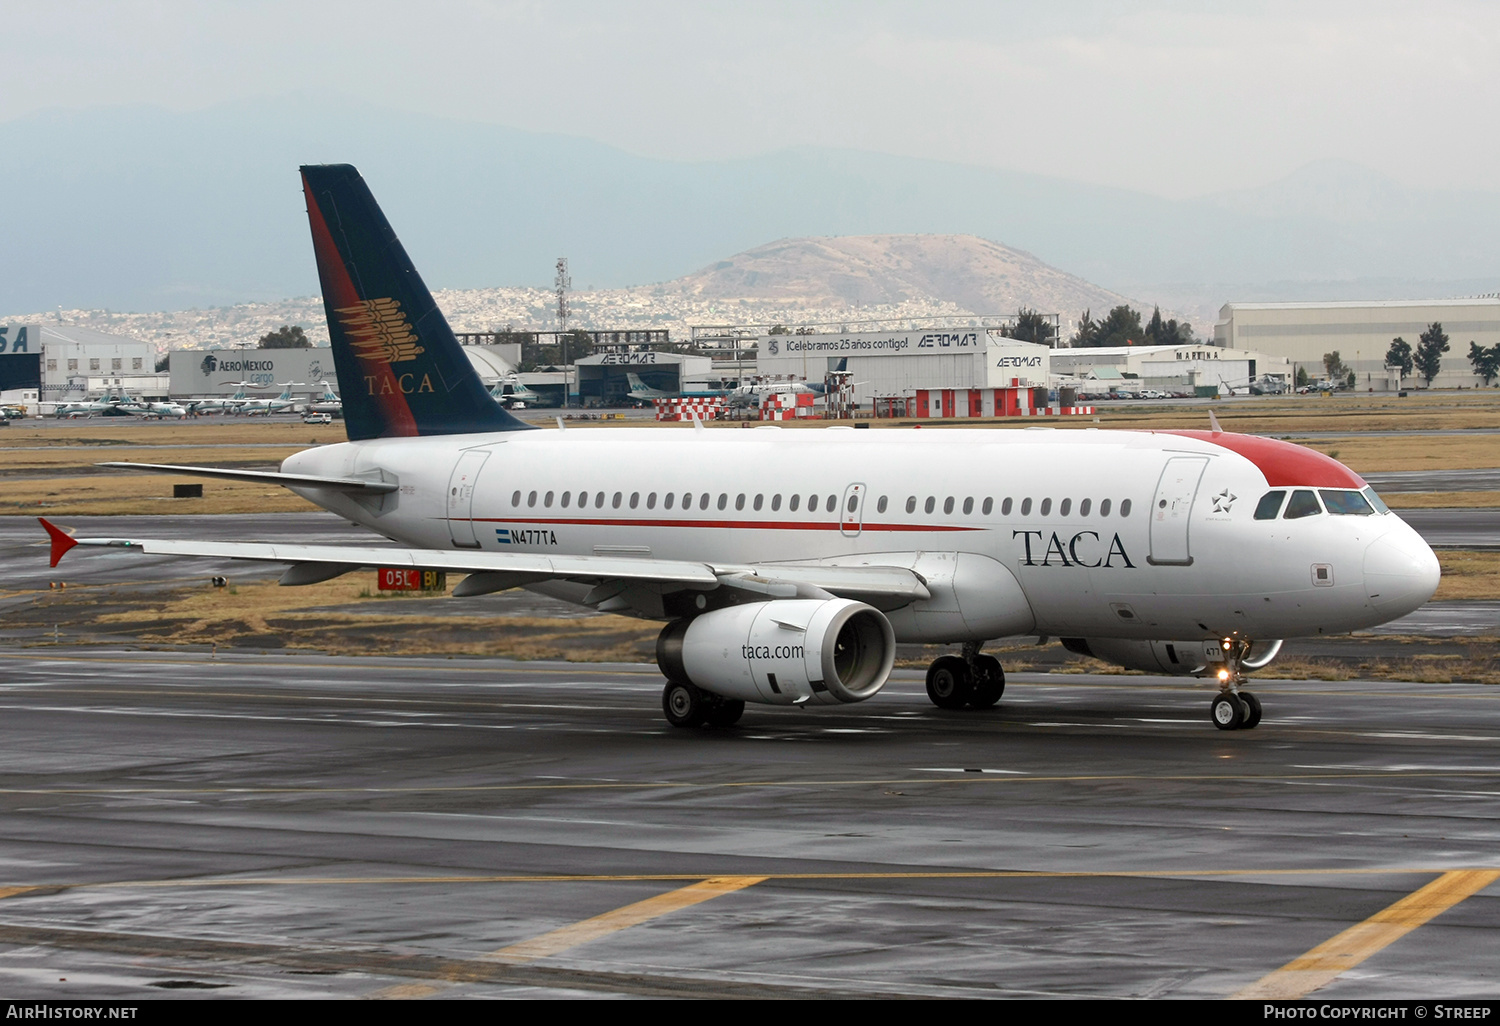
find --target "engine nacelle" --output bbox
[1061,637,1283,675]
[657,599,895,707]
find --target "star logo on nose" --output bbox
[1212,488,1237,513]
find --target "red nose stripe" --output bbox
[1161,430,1366,488]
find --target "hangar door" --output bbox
[1148,456,1208,566]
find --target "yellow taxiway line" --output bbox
[1233,869,1500,1000]
[486,876,767,964]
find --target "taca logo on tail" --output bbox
[300,163,531,441]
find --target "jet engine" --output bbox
[657,598,895,707]
[1061,637,1283,676]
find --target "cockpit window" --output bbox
[1362,486,1391,515]
[1320,489,1375,516]
[1254,491,1286,520]
[1283,489,1322,519]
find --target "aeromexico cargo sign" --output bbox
[171,348,335,394]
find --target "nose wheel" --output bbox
[1210,635,1263,731]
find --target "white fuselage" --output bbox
[282,425,1439,643]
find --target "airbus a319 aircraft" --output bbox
[40,165,1441,732]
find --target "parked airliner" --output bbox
[40,164,1441,731]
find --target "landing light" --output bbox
[1217,668,1230,682]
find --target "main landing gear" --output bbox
[925,643,1005,711]
[1210,636,1263,731]
[661,680,745,729]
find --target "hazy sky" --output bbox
[5,1,1497,199]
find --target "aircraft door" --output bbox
[446,450,490,548]
[840,483,867,537]
[1148,456,1209,566]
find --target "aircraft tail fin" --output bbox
[300,164,531,440]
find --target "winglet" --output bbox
[39,517,77,568]
[1208,410,1223,434]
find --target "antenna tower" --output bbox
[555,257,571,407]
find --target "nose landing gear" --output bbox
[1210,636,1262,731]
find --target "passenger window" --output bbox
[809,494,820,512]
[595,491,606,508]
[561,491,571,508]
[790,494,801,512]
[905,496,916,514]
[1001,498,1013,515]
[772,494,782,511]
[963,497,974,515]
[877,496,888,514]
[1021,498,1032,515]
[735,493,745,511]
[1060,498,1071,516]
[753,494,763,511]
[1100,498,1111,517]
[1254,491,1287,520]
[544,491,553,508]
[1321,490,1375,516]
[1120,499,1132,517]
[1079,498,1091,516]
[629,492,640,509]
[527,490,537,507]
[982,497,993,515]
[943,497,954,514]
[664,492,675,510]
[1040,498,1052,516]
[699,493,710,510]
[646,492,656,510]
[847,494,858,513]
[511,490,521,507]
[1283,490,1322,519]
[612,492,622,509]
[718,493,728,511]
[924,496,936,514]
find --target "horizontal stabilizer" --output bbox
[97,462,399,493]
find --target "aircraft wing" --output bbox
[38,519,930,611]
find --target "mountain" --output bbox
[2,95,1497,315]
[672,235,1137,317]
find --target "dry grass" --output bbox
[1383,491,1500,509]
[2,473,319,516]
[1433,550,1500,600]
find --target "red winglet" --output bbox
[38,517,78,568]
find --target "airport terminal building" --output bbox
[1214,299,1500,389]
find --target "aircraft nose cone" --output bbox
[1364,528,1441,621]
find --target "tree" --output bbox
[1011,308,1056,346]
[767,324,791,335]
[1345,369,1357,391]
[258,325,310,349]
[1469,341,1500,386]
[1068,310,1098,347]
[1385,337,1413,384]
[1413,322,1450,386]
[1142,305,1194,346]
[1322,351,1349,383]
[1295,366,1310,389]
[1090,305,1144,348]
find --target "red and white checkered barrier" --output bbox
[760,392,816,420]
[908,387,1093,419]
[655,397,726,422]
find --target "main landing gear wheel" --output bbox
[1211,692,1246,731]
[926,655,972,710]
[662,680,708,727]
[705,699,746,728]
[968,654,1006,709]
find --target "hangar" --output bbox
[754,329,1050,408]
[1214,299,1500,389]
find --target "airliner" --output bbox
[40,164,1441,732]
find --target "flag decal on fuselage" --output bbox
[336,298,425,365]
